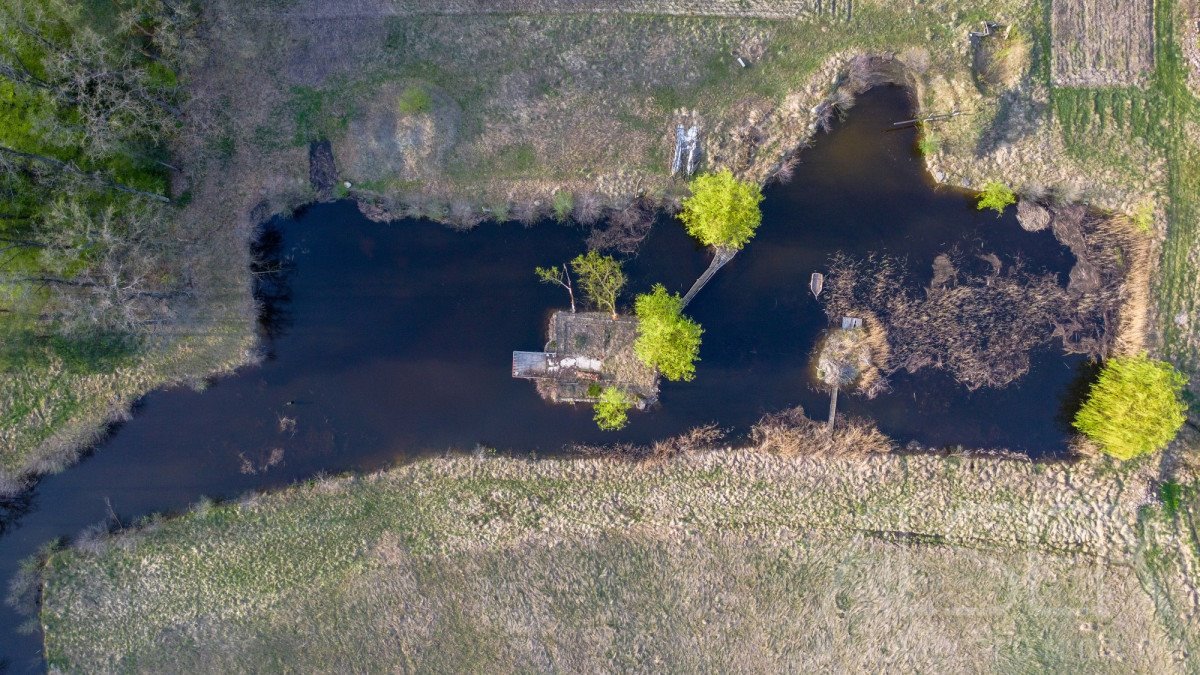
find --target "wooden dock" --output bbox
[512,351,553,379]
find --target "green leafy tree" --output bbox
[1074,355,1188,460]
[977,182,1016,214]
[594,386,632,431]
[678,169,763,250]
[633,283,702,381]
[570,250,624,319]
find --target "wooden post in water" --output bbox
[827,386,839,434]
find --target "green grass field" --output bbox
[1050,0,1200,381]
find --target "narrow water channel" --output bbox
[0,86,1093,667]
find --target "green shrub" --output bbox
[1131,201,1154,234]
[678,170,764,249]
[917,126,941,156]
[594,386,633,431]
[1073,355,1188,460]
[553,191,574,222]
[397,86,433,115]
[1160,481,1183,517]
[976,181,1016,214]
[633,284,703,382]
[586,383,602,398]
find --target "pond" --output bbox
[0,85,1094,667]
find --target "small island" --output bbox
[513,310,658,407]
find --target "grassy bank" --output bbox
[4,0,1190,491]
[198,0,1160,218]
[39,443,1197,670]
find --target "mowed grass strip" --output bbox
[40,449,1190,671]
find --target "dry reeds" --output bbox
[1016,200,1051,231]
[823,202,1146,391]
[750,406,892,457]
[824,252,1066,390]
[972,28,1031,92]
[1050,205,1152,357]
[571,423,724,465]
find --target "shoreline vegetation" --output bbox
[37,430,1200,670]
[4,0,1191,491]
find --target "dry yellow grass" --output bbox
[1051,0,1155,86]
[39,444,1196,671]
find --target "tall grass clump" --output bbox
[552,191,574,222]
[397,85,433,114]
[1074,355,1188,460]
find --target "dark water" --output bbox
[0,86,1094,667]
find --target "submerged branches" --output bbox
[825,250,1067,390]
[586,199,654,254]
[824,205,1140,392]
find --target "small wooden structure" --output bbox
[512,351,552,378]
[827,386,839,433]
[672,124,700,176]
[513,311,658,405]
[681,246,736,307]
[841,316,863,330]
[810,272,824,299]
[968,21,1000,38]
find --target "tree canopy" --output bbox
[633,284,702,382]
[0,0,192,367]
[1073,355,1188,460]
[570,250,625,318]
[593,386,632,431]
[678,170,763,250]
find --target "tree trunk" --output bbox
[681,246,737,308]
[0,145,170,203]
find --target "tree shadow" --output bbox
[251,223,295,359]
[1056,357,1102,431]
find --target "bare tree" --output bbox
[0,0,194,161]
[2,195,187,336]
[535,263,575,313]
